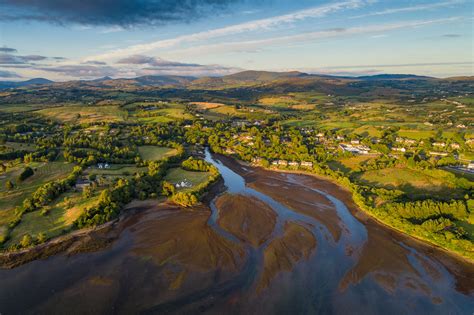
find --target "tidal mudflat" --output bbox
[0,151,473,314]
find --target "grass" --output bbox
[0,162,75,214]
[189,102,224,109]
[138,146,178,161]
[164,168,211,192]
[84,164,147,177]
[327,156,376,174]
[357,167,466,198]
[4,142,36,151]
[6,190,101,245]
[36,105,127,123]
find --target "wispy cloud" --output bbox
[0,53,48,64]
[351,0,464,18]
[166,17,463,57]
[0,46,17,53]
[0,70,21,78]
[86,0,372,61]
[319,61,473,69]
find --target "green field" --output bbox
[164,168,211,192]
[357,167,468,198]
[84,164,147,177]
[36,105,127,123]
[328,156,376,173]
[4,142,36,151]
[0,162,75,213]
[6,190,101,245]
[138,146,178,161]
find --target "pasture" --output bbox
[138,146,178,161]
[356,167,468,198]
[6,190,101,246]
[36,105,127,123]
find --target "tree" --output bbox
[5,180,14,190]
[37,232,46,244]
[162,181,175,196]
[18,166,34,181]
[83,185,93,198]
[20,234,32,248]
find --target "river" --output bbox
[0,150,472,314]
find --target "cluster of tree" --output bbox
[382,200,468,222]
[22,166,82,212]
[75,179,133,228]
[181,157,212,172]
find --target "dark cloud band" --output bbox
[0,0,242,27]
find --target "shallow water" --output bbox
[0,150,473,314]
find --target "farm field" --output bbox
[5,190,101,246]
[138,146,178,161]
[0,162,75,213]
[356,167,469,199]
[328,156,377,174]
[36,105,127,123]
[84,164,147,177]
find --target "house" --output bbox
[288,161,299,167]
[468,162,474,170]
[457,124,466,129]
[278,160,288,166]
[225,148,235,154]
[339,144,370,155]
[75,178,91,191]
[301,161,313,168]
[392,147,406,153]
[429,151,448,157]
[351,139,360,145]
[272,160,279,166]
[433,142,446,147]
[336,135,345,141]
[450,143,460,149]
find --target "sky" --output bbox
[0,0,472,81]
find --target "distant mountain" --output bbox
[190,70,310,88]
[0,78,53,90]
[356,74,433,81]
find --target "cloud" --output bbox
[320,61,473,69]
[0,70,21,78]
[117,55,240,76]
[117,55,200,67]
[32,56,239,78]
[86,0,372,61]
[352,0,464,18]
[166,17,462,56]
[36,64,118,78]
[21,55,47,61]
[0,0,243,27]
[442,33,462,38]
[83,60,107,65]
[0,53,48,64]
[0,46,17,53]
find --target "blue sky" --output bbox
[0,0,472,80]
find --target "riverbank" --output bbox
[0,199,160,269]
[216,154,474,264]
